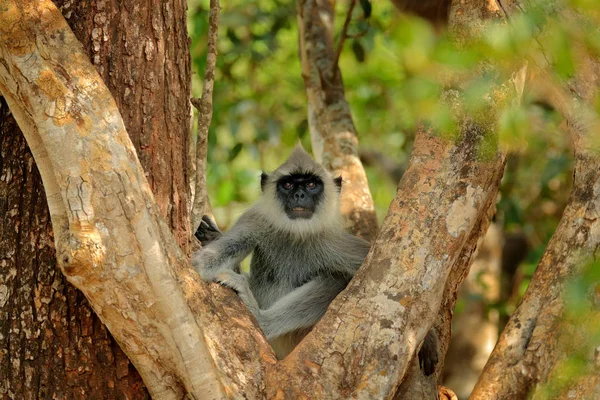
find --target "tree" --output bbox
[0,0,192,397]
[1,0,599,399]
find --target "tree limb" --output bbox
[332,0,356,76]
[191,0,220,232]
[471,4,600,399]
[297,0,378,241]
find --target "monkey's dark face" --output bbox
[275,173,324,220]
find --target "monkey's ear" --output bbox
[334,176,343,192]
[261,172,269,192]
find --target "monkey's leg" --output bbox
[256,277,348,340]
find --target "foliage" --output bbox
[188,0,600,325]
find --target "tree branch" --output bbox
[332,0,356,77]
[191,0,220,232]
[471,30,600,400]
[297,0,378,242]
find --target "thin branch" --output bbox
[332,0,357,77]
[192,0,220,232]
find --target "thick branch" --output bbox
[0,1,271,398]
[297,0,378,241]
[471,142,600,400]
[470,69,600,400]
[191,0,220,232]
[394,1,519,397]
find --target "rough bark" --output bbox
[394,1,524,397]
[297,0,378,242]
[1,0,193,397]
[0,1,274,398]
[441,223,502,399]
[469,1,600,398]
[470,39,600,400]
[0,98,148,400]
[471,132,600,399]
[55,0,193,253]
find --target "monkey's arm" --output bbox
[191,213,258,281]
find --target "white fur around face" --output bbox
[253,147,343,238]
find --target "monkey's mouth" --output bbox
[287,207,314,219]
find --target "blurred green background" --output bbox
[188,0,600,324]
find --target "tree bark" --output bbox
[441,223,502,399]
[55,0,193,252]
[471,124,600,400]
[394,1,526,397]
[190,0,219,232]
[0,97,148,400]
[1,0,193,397]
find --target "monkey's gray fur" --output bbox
[193,147,369,357]
[192,147,438,373]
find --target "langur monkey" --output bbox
[192,146,437,374]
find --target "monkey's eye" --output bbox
[306,181,316,189]
[282,182,293,190]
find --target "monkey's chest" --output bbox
[248,241,331,307]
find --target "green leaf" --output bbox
[216,179,235,205]
[359,0,372,19]
[228,143,243,161]
[352,39,366,63]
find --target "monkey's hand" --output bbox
[211,270,261,317]
[195,215,223,246]
[418,330,439,376]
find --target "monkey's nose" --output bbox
[294,192,305,199]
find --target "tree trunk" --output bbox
[56,0,193,251]
[1,0,191,397]
[0,98,149,400]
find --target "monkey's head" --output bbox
[255,146,343,235]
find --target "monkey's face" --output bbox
[275,173,323,220]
